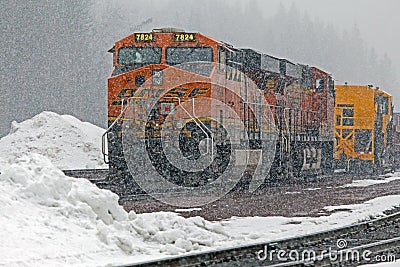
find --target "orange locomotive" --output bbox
[103,28,335,187]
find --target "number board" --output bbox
[173,33,196,42]
[134,33,154,42]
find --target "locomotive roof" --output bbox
[335,84,392,98]
[107,27,332,76]
[109,28,234,53]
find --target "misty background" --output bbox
[1,0,399,137]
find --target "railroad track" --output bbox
[62,168,256,202]
[278,238,400,266]
[63,169,400,266]
[62,168,109,180]
[116,211,400,266]
[61,168,391,205]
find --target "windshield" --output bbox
[166,47,214,76]
[117,47,162,65]
[166,47,213,65]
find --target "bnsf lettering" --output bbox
[164,88,188,98]
[151,88,165,98]
[137,89,150,97]
[136,88,166,98]
[112,88,166,106]
[112,87,209,106]
[111,100,123,106]
[117,88,137,98]
[188,88,208,97]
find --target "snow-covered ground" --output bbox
[223,194,400,241]
[0,112,399,266]
[1,153,399,266]
[0,111,107,170]
[0,154,232,266]
[342,175,400,188]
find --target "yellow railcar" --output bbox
[334,85,393,173]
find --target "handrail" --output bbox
[164,97,214,157]
[102,96,217,164]
[102,99,130,164]
[191,98,214,156]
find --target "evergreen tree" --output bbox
[2,0,398,135]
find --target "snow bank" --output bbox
[0,111,107,170]
[342,173,400,188]
[0,154,230,266]
[1,112,399,266]
[1,154,399,266]
[222,195,400,244]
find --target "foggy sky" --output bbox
[1,0,399,137]
[100,0,400,108]
[257,0,400,105]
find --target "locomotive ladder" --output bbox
[242,101,276,144]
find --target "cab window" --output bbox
[117,47,162,65]
[218,47,226,71]
[316,78,324,92]
[342,108,354,126]
[166,47,213,65]
[166,47,214,76]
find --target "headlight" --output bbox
[152,69,163,86]
[176,121,184,129]
[135,75,145,87]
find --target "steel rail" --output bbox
[62,168,108,177]
[271,237,400,266]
